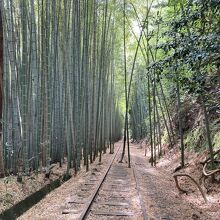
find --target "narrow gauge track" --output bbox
[62,145,147,220]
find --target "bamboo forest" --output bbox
[0,0,220,219]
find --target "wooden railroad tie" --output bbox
[92,211,133,216]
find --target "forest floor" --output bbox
[0,160,71,213]
[132,143,220,219]
[156,145,220,219]
[0,141,219,219]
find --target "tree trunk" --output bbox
[201,96,214,171]
[0,7,4,177]
[177,79,184,168]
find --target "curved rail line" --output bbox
[78,144,122,220]
[64,143,148,220]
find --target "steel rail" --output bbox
[79,144,122,220]
[132,163,148,220]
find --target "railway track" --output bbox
[61,144,147,220]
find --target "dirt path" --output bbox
[18,141,215,219]
[130,144,212,219]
